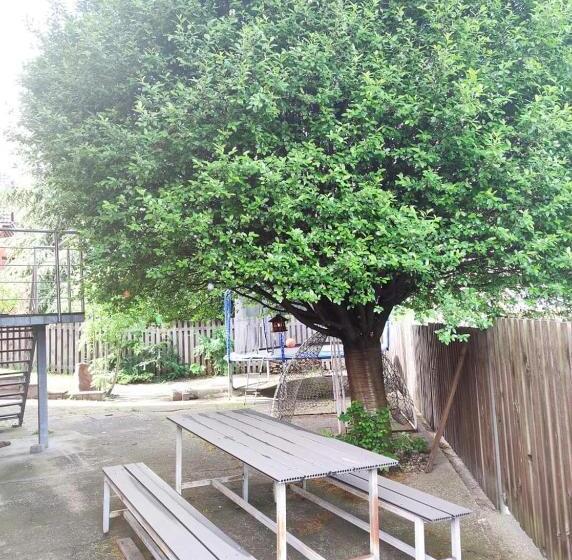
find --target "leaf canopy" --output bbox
[21,0,572,332]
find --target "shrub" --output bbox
[339,402,394,457]
[339,401,428,460]
[392,432,429,457]
[117,341,191,384]
[193,328,228,376]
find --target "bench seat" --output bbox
[103,463,256,560]
[333,471,471,522]
[329,471,471,560]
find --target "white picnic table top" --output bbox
[168,408,397,483]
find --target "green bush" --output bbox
[193,328,228,376]
[340,402,394,457]
[339,402,428,460]
[117,341,196,384]
[392,432,429,457]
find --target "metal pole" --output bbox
[31,248,38,314]
[31,325,48,453]
[103,480,111,533]
[242,464,249,502]
[175,425,183,494]
[224,291,233,398]
[279,332,286,363]
[66,248,72,313]
[79,250,85,313]
[53,233,61,320]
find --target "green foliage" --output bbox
[19,0,571,341]
[193,327,228,376]
[116,341,190,384]
[83,303,198,390]
[0,285,18,314]
[340,401,428,460]
[340,401,395,457]
[392,432,429,457]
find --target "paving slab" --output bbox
[0,400,543,560]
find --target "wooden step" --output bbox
[0,359,32,365]
[0,399,23,408]
[0,383,25,391]
[0,373,26,387]
[0,329,35,427]
[0,391,24,398]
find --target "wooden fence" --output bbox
[45,319,313,374]
[388,319,572,560]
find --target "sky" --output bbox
[0,0,62,190]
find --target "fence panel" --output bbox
[388,318,571,560]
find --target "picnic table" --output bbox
[168,408,397,560]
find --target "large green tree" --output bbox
[21,0,571,408]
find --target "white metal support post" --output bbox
[368,468,380,560]
[103,479,111,533]
[30,325,48,454]
[243,464,249,502]
[275,482,287,560]
[451,518,462,560]
[175,425,183,494]
[414,518,425,560]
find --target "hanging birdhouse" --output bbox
[269,314,288,333]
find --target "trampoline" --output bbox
[229,343,343,363]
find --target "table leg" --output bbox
[451,518,462,559]
[368,468,380,560]
[243,464,249,502]
[414,518,425,560]
[275,482,287,560]
[176,425,183,494]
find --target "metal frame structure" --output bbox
[169,409,397,560]
[0,228,84,319]
[0,227,85,452]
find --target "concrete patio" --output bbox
[0,399,543,560]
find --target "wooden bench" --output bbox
[329,472,472,560]
[103,463,257,560]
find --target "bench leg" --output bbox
[414,518,425,560]
[451,518,461,560]
[243,464,249,502]
[103,480,111,534]
[175,425,182,494]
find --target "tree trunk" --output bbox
[343,335,387,411]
